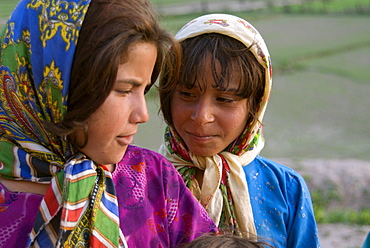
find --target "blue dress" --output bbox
[244,156,320,248]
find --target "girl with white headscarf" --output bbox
[159,13,321,247]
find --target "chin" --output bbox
[95,151,127,166]
[115,148,128,162]
[109,153,126,165]
[192,149,218,157]
[94,148,126,165]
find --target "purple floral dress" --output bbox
[0,145,216,248]
[0,184,43,247]
[113,145,217,247]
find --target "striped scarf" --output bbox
[30,154,125,247]
[0,0,125,246]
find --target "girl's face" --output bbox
[75,42,157,166]
[171,56,249,157]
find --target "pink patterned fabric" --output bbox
[0,145,216,248]
[0,182,43,247]
[113,145,217,247]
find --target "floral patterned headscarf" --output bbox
[0,0,125,247]
[159,13,272,239]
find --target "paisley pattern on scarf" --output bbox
[159,14,272,239]
[0,0,125,247]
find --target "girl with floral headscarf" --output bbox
[159,13,320,247]
[0,1,216,247]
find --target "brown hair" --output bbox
[48,0,180,139]
[159,33,265,130]
[180,233,274,248]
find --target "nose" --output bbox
[131,95,149,124]
[191,98,214,125]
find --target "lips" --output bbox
[187,131,217,140]
[116,134,135,146]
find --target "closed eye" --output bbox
[216,97,235,103]
[179,91,195,98]
[117,90,132,96]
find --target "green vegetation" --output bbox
[312,186,370,225]
[315,208,370,225]
[0,1,18,20]
[278,0,370,14]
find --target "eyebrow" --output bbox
[181,84,239,93]
[212,84,238,93]
[219,88,238,92]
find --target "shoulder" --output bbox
[246,157,319,245]
[115,145,178,177]
[114,146,192,204]
[248,156,305,180]
[120,145,172,165]
[245,155,310,194]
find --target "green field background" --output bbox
[1,1,369,161]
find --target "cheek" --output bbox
[171,109,182,132]
[92,98,123,126]
[84,108,116,142]
[87,112,108,133]
[170,99,182,125]
[225,109,249,133]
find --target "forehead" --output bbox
[183,54,242,91]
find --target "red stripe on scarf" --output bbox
[220,155,230,186]
[61,206,85,224]
[90,230,116,248]
[44,184,61,217]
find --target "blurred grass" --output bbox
[0,0,18,20]
[281,0,370,13]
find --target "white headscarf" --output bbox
[159,13,272,238]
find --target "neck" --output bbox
[104,164,116,173]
